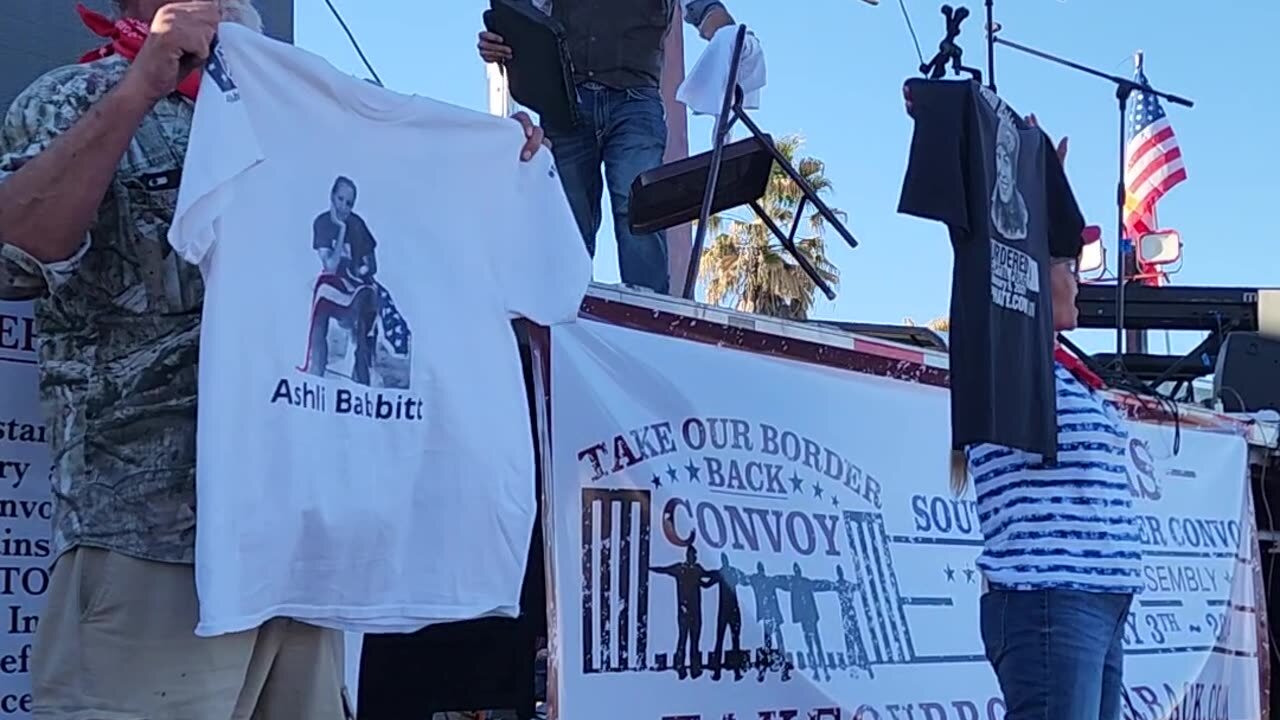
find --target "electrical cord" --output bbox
[1055,333,1182,455]
[1109,372,1182,456]
[321,0,384,86]
[1257,457,1280,668]
[1056,336,1180,456]
[1218,385,1248,414]
[897,0,926,67]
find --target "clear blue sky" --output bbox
[294,0,1278,354]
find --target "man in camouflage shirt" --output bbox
[0,1,546,717]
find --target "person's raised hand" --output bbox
[1025,113,1069,165]
[1027,114,1095,244]
[123,2,221,104]
[478,31,513,64]
[511,111,549,162]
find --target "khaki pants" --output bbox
[32,548,348,720]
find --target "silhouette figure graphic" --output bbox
[815,564,872,679]
[651,544,712,679]
[785,563,831,682]
[743,561,790,682]
[707,553,745,681]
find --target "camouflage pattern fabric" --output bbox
[0,56,202,564]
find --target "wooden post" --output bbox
[661,6,693,297]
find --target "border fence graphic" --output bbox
[843,510,915,664]
[579,491,918,675]
[582,488,652,673]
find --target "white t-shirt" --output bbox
[170,24,590,636]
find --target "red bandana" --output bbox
[76,3,201,101]
[1054,345,1106,391]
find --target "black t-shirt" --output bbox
[897,79,1085,459]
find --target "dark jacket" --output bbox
[551,0,727,88]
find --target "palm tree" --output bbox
[697,135,841,321]
[903,317,951,333]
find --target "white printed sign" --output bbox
[547,319,1261,720]
[0,301,48,717]
[1,298,373,716]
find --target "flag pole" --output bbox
[1133,48,1166,290]
[485,62,512,118]
[1124,50,1148,354]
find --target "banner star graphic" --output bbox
[812,483,823,499]
[651,475,663,489]
[944,565,956,582]
[666,465,680,483]
[790,472,804,493]
[685,461,702,482]
[831,495,840,508]
[964,567,976,583]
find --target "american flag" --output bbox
[375,283,411,356]
[300,276,410,374]
[1123,59,1186,238]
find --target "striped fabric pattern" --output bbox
[967,363,1144,593]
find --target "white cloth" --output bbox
[676,24,766,117]
[171,24,590,636]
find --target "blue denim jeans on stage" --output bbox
[980,588,1134,720]
[545,82,670,294]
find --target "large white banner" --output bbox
[548,319,1261,720]
[0,301,48,718]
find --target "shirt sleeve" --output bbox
[1043,133,1086,260]
[684,0,727,28]
[0,65,105,301]
[312,215,336,250]
[897,79,972,234]
[498,148,592,326]
[169,36,265,267]
[353,216,378,278]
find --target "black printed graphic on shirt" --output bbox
[990,111,1029,242]
[206,40,240,99]
[300,175,414,391]
[272,176,423,422]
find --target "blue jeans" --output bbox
[545,82,670,294]
[980,589,1133,720]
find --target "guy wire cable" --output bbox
[897,0,926,67]
[322,0,384,87]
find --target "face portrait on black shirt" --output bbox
[991,115,1029,241]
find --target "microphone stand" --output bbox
[983,6,1193,362]
[984,0,996,92]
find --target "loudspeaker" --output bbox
[1214,332,1280,412]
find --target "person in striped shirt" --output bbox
[964,127,1142,720]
